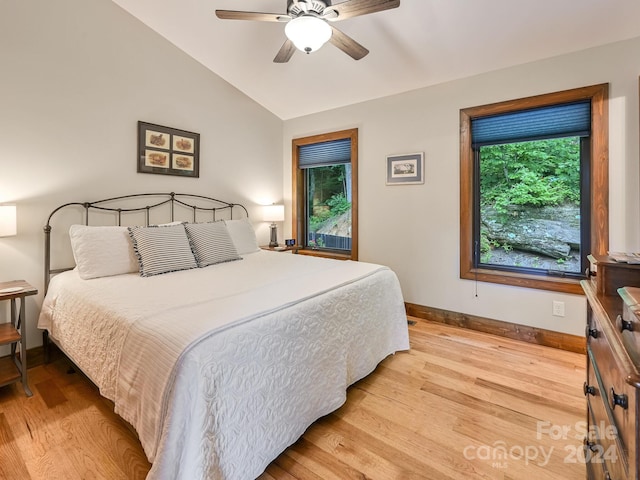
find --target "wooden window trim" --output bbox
[460,84,609,294]
[292,128,358,261]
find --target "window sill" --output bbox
[461,267,584,295]
[295,249,353,261]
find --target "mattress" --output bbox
[38,250,410,479]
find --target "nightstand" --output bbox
[260,245,299,253]
[0,280,37,397]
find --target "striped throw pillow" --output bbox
[128,224,197,277]
[184,221,241,268]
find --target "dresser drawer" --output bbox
[588,313,635,478]
[586,349,627,479]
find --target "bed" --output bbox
[37,192,410,480]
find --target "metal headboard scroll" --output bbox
[43,192,249,293]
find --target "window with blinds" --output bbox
[292,129,358,259]
[472,101,591,277]
[459,85,609,293]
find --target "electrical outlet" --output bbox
[552,301,565,317]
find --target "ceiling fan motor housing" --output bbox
[287,0,329,17]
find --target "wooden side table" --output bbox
[260,245,299,253]
[0,280,37,397]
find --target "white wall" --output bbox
[283,37,640,336]
[0,0,283,349]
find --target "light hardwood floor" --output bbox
[0,318,586,479]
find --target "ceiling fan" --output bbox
[215,0,400,63]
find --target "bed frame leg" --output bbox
[43,330,50,364]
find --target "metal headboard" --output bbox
[43,192,249,294]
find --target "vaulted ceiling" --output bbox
[112,0,640,120]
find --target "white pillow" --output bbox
[184,221,241,268]
[69,225,138,280]
[224,218,260,255]
[128,224,198,277]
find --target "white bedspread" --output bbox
[39,251,409,480]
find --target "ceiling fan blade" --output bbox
[215,10,289,22]
[328,0,399,20]
[329,26,369,60]
[274,39,296,63]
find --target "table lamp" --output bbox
[0,205,21,293]
[262,205,284,247]
[0,205,17,237]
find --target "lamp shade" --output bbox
[285,15,332,53]
[262,204,285,222]
[0,205,17,237]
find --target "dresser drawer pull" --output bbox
[610,387,628,410]
[583,382,596,396]
[618,315,634,333]
[588,328,598,339]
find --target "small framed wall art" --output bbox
[138,121,200,178]
[386,152,424,185]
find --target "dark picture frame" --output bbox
[386,152,424,185]
[138,121,200,178]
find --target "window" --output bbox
[460,85,608,294]
[292,128,358,260]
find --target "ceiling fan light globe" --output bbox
[284,15,332,53]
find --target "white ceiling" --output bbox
[112,0,640,120]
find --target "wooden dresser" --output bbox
[582,254,640,480]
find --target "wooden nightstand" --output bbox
[0,280,37,397]
[260,245,299,253]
